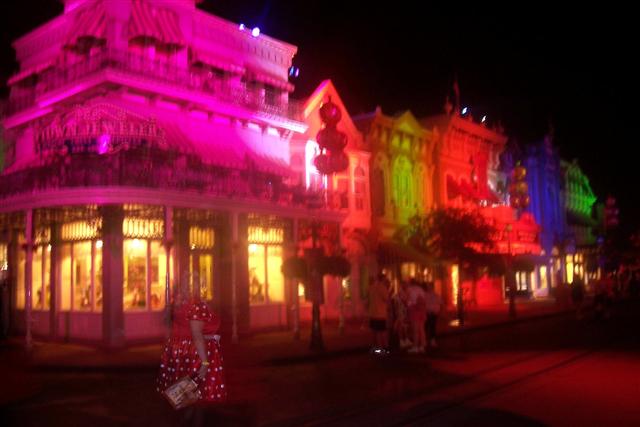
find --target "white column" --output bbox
[231,212,239,343]
[164,206,173,321]
[24,209,34,350]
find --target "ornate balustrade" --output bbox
[6,49,302,121]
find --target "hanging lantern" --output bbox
[313,154,331,175]
[509,161,529,211]
[314,96,349,175]
[513,165,527,181]
[319,100,342,126]
[516,181,528,194]
[329,152,349,172]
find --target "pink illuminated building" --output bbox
[0,0,368,347]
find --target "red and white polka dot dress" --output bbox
[157,301,227,403]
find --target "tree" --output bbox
[398,207,495,325]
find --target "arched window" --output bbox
[394,157,412,210]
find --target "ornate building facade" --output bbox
[353,108,435,282]
[425,110,544,304]
[0,0,354,347]
[561,159,600,286]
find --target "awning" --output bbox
[160,122,291,177]
[7,60,54,86]
[64,1,107,50]
[160,123,244,169]
[189,49,244,74]
[244,151,293,177]
[245,67,294,91]
[377,241,435,266]
[129,0,184,47]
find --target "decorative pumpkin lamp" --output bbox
[509,162,529,212]
[314,97,349,175]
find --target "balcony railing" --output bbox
[0,149,339,212]
[5,49,303,121]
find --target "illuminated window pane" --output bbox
[124,239,147,310]
[32,246,51,310]
[198,254,213,301]
[539,266,548,289]
[32,246,43,310]
[94,242,103,310]
[566,262,574,284]
[248,244,266,304]
[73,242,92,311]
[267,246,284,303]
[451,264,459,305]
[60,244,71,311]
[16,246,25,309]
[150,241,166,310]
[0,243,7,271]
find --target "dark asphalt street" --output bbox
[1,303,639,427]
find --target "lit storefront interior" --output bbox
[248,224,287,329]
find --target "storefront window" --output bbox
[124,238,147,310]
[248,244,266,304]
[248,226,285,305]
[16,245,25,309]
[150,241,167,310]
[32,245,51,310]
[94,241,103,309]
[73,241,92,311]
[60,240,102,312]
[189,227,214,301]
[0,243,7,272]
[266,246,284,303]
[539,265,548,290]
[124,238,167,311]
[566,254,574,284]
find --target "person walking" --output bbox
[406,279,427,354]
[392,280,412,350]
[368,274,390,354]
[423,282,443,348]
[157,278,227,425]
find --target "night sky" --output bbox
[1,1,636,230]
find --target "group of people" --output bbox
[555,269,640,321]
[368,274,442,355]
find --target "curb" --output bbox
[264,308,575,365]
[4,307,577,371]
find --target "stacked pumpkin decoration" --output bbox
[508,161,530,209]
[314,96,349,175]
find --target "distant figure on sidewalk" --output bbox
[392,280,411,350]
[368,274,390,354]
[407,279,427,354]
[571,278,585,320]
[593,274,612,320]
[423,282,443,348]
[157,278,227,425]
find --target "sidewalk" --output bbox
[1,297,573,371]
